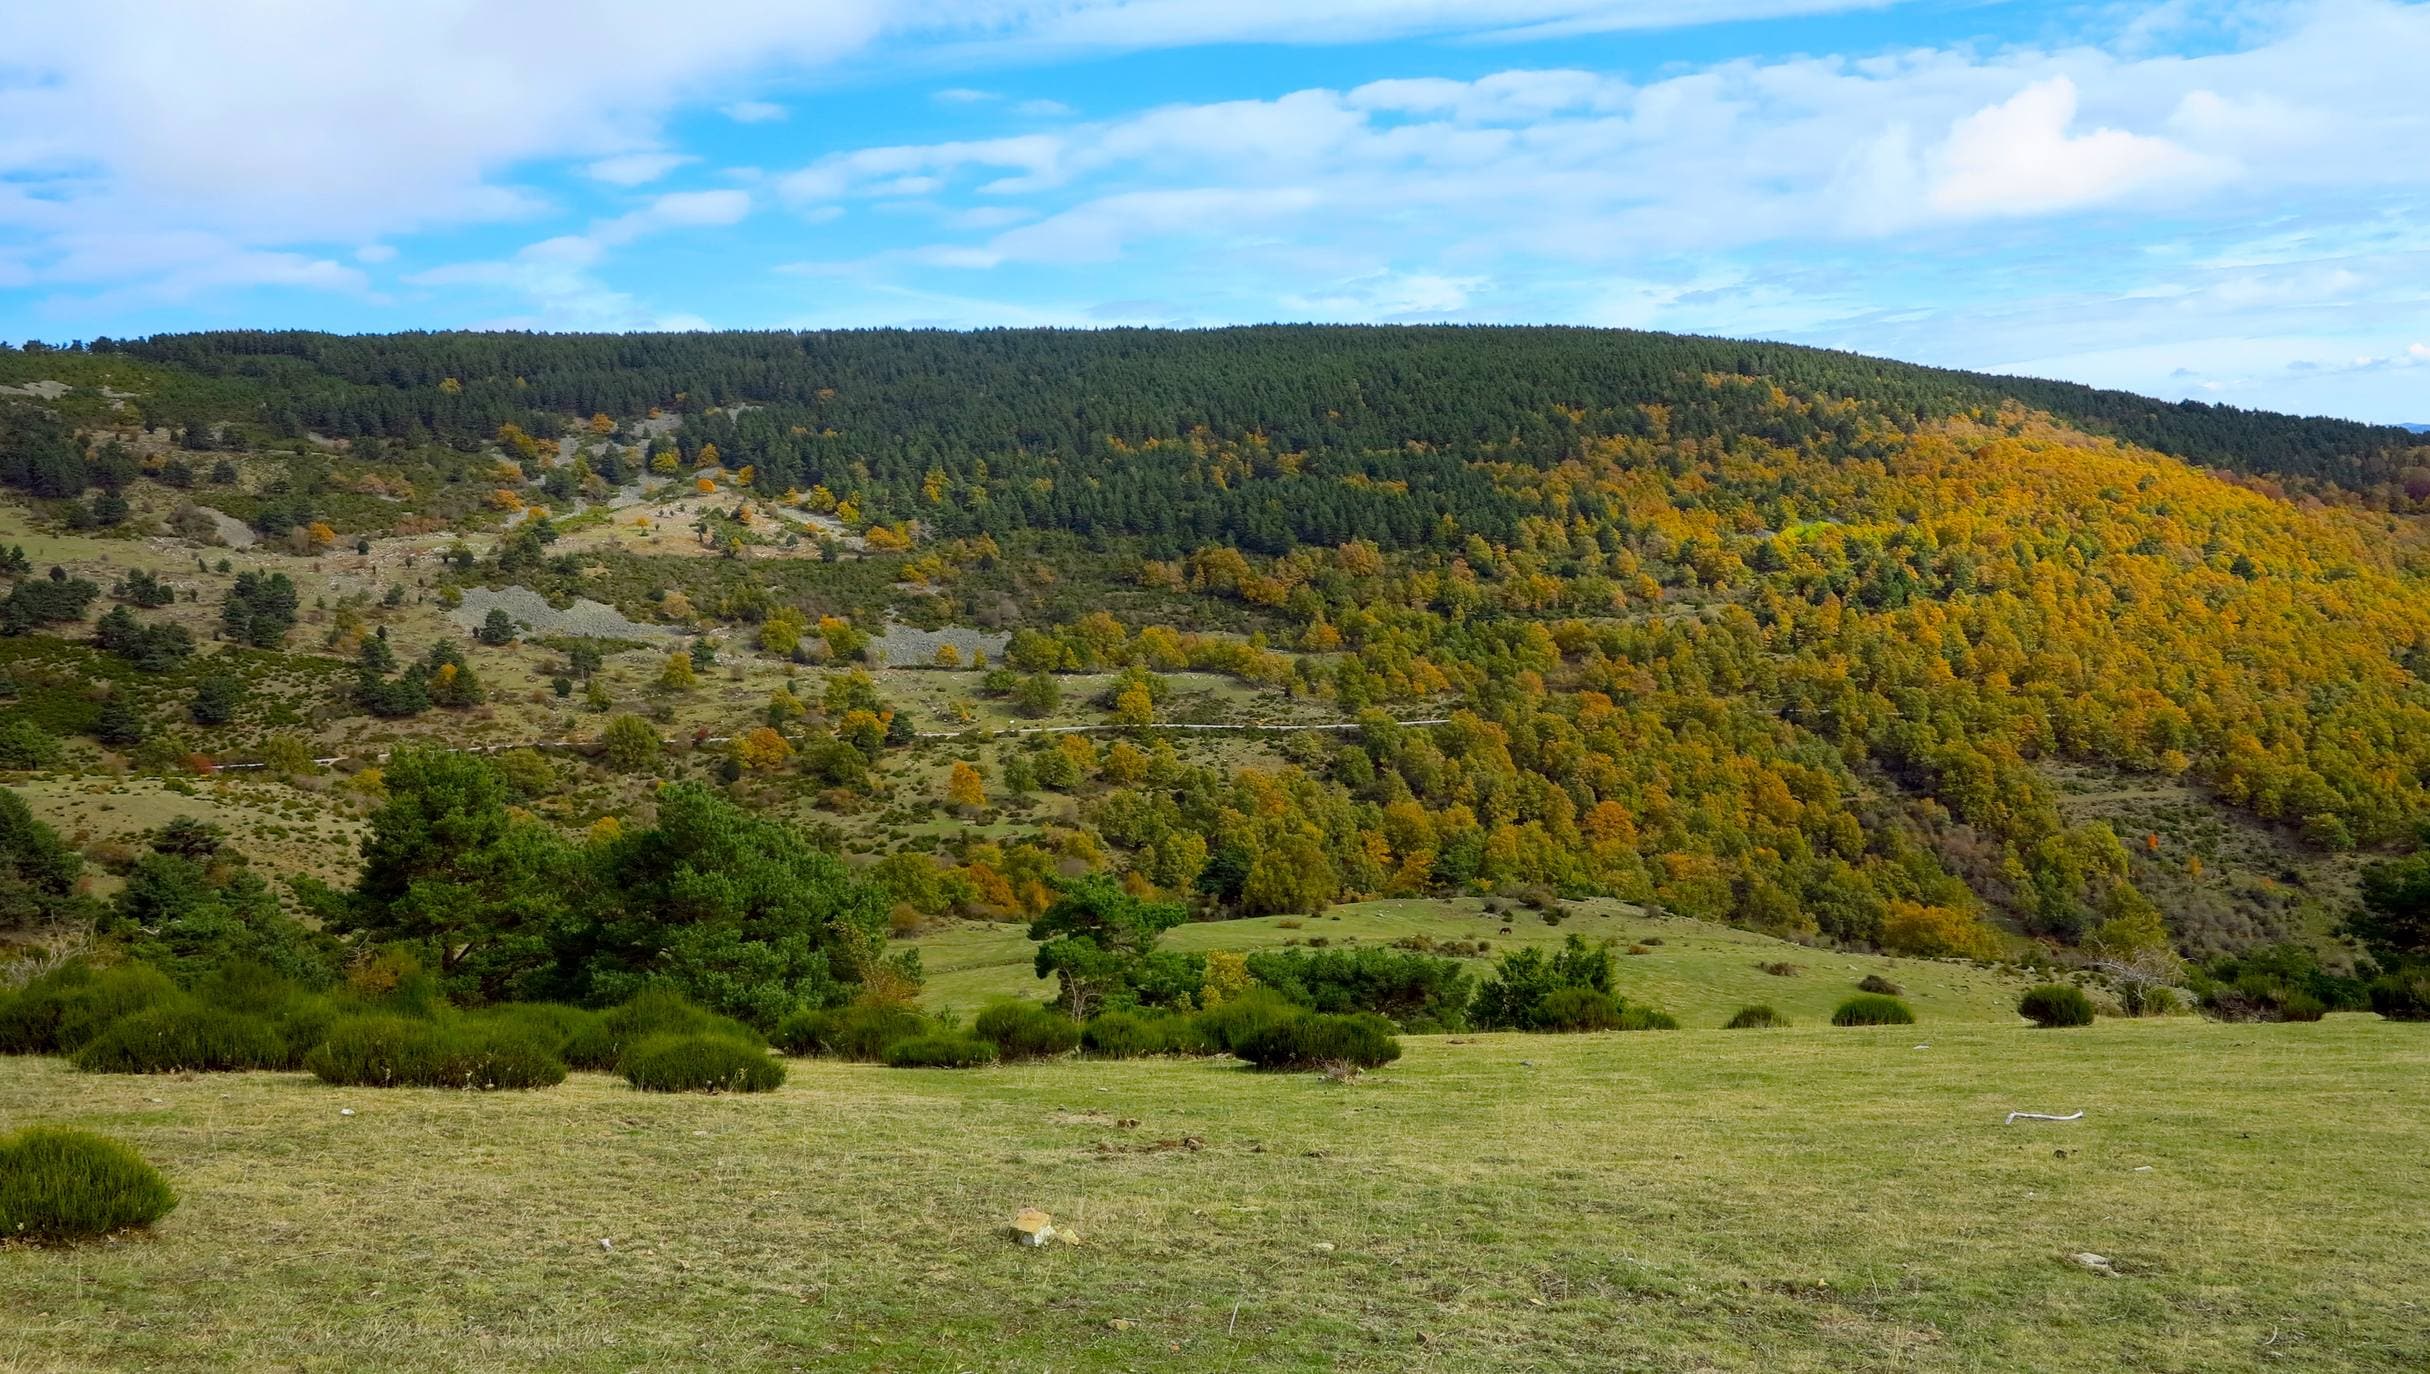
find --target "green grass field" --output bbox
[914,897,2044,1024]
[3,1017,2425,1372]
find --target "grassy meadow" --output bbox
[913,898,2043,1023]
[4,1017,2425,1373]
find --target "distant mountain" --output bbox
[2402,423,2429,434]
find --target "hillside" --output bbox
[2,326,2428,986]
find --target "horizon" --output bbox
[4,1,2428,423]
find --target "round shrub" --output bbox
[1082,1010,1198,1058]
[0,1127,178,1243]
[1857,974,1903,996]
[1831,994,1917,1027]
[2017,984,2095,1028]
[563,987,761,1071]
[0,963,181,1055]
[481,1002,600,1056]
[1618,1005,1680,1031]
[2368,970,2430,1021]
[1233,1012,1402,1071]
[1190,989,1302,1055]
[72,1005,287,1074]
[883,1032,998,1069]
[772,1007,838,1056]
[1724,1004,1789,1029]
[448,1019,572,1090]
[971,1002,1081,1061]
[2277,991,2327,1023]
[620,1034,785,1093]
[305,1015,567,1089]
[1537,986,1621,1032]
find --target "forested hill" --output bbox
[38,326,2430,514]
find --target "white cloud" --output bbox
[585,152,696,186]
[0,0,882,304]
[1014,99,1075,118]
[721,100,789,123]
[934,87,997,103]
[354,244,398,264]
[1928,77,2227,218]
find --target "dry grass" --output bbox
[4,1017,2423,1371]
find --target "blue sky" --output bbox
[4,1,2427,421]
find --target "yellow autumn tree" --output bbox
[946,760,986,813]
[658,652,696,692]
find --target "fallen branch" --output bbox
[2005,1110,2085,1125]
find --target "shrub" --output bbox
[305,1015,567,1089]
[2368,970,2430,1021]
[1081,1009,1199,1058]
[1536,986,1621,1032]
[776,1002,930,1061]
[480,1002,601,1056]
[1233,1012,1402,1071]
[1758,961,1801,977]
[563,987,761,1070]
[1617,1006,1680,1031]
[72,1004,287,1074]
[1831,995,1916,1027]
[971,1002,1080,1062]
[620,1033,786,1093]
[771,1007,840,1056]
[1240,947,1472,1030]
[883,1033,998,1068]
[1724,1004,1788,1029]
[1857,974,1903,996]
[0,1127,178,1243]
[1189,989,1301,1055]
[2017,984,2095,1028]
[0,963,181,1055]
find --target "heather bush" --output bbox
[2368,970,2430,1021]
[2018,984,2095,1028]
[1617,1006,1681,1031]
[0,963,180,1055]
[563,987,760,1070]
[1188,989,1301,1055]
[1724,1004,1788,1029]
[305,1014,567,1089]
[72,1004,286,1074]
[883,1032,998,1068]
[775,1002,930,1060]
[1233,1012,1401,1071]
[1080,1009,1201,1058]
[1536,986,1621,1031]
[620,1033,785,1093]
[971,1001,1080,1061]
[0,1127,178,1243]
[1832,994,1917,1027]
[1857,974,1903,996]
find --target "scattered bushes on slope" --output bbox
[0,1127,178,1243]
[620,1033,786,1093]
[2017,984,2095,1028]
[1831,995,1917,1027]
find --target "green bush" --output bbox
[883,1032,998,1069]
[619,1033,786,1093]
[771,1007,839,1056]
[1724,1004,1788,1029]
[1856,974,1903,996]
[563,987,761,1070]
[72,1004,287,1074]
[2017,984,2095,1028]
[1233,1012,1402,1071]
[0,1127,178,1243]
[1617,1006,1680,1031]
[2368,970,2430,1021]
[1081,1009,1201,1058]
[971,1002,1080,1061]
[1239,946,1472,1030]
[305,1015,567,1089]
[481,1002,601,1056]
[1536,986,1621,1031]
[1831,994,1917,1027]
[1189,989,1302,1054]
[0,963,182,1055]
